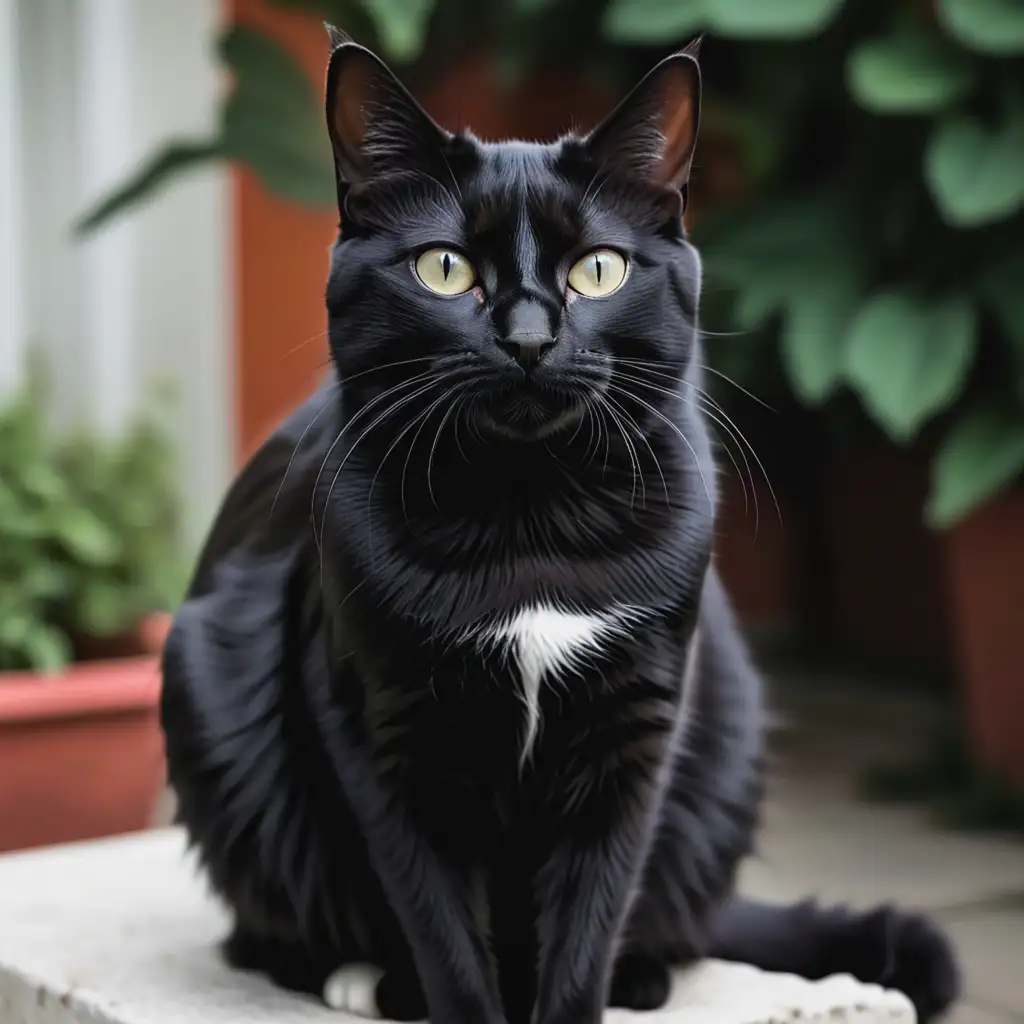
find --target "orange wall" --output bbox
[231,0,337,462]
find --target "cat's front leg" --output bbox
[309,680,504,1024]
[532,743,672,1024]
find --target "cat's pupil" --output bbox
[595,255,602,284]
[443,253,452,280]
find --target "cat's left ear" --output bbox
[583,41,701,203]
[324,31,451,190]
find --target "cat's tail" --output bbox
[708,895,960,1023]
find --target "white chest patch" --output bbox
[465,604,646,765]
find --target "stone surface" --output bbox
[935,906,1024,1016]
[0,829,914,1024]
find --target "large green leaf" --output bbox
[844,291,977,440]
[362,0,436,63]
[925,109,1024,226]
[846,32,976,114]
[927,406,1024,527]
[219,26,336,205]
[75,141,221,235]
[781,265,863,403]
[709,0,846,38]
[603,0,704,43]
[938,0,1024,55]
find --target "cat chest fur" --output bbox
[463,604,645,765]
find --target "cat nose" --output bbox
[497,333,557,371]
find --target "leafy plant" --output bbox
[0,375,188,673]
[76,0,1024,524]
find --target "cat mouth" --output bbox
[474,392,584,441]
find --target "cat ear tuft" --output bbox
[584,47,701,199]
[324,41,450,190]
[324,23,351,50]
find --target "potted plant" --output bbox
[0,376,188,852]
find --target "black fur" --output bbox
[161,39,959,1024]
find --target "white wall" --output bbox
[0,0,23,394]
[11,0,232,547]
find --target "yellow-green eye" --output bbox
[414,248,475,295]
[567,249,628,298]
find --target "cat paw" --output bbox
[608,953,672,1011]
[323,964,384,1017]
[833,905,960,1023]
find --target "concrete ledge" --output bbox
[0,829,915,1024]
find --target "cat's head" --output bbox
[323,35,702,448]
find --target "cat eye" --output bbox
[567,249,628,298]
[414,248,476,296]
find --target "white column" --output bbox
[76,0,137,435]
[0,0,24,394]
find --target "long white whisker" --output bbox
[270,381,337,523]
[612,370,749,518]
[606,383,713,516]
[310,370,439,544]
[603,390,671,508]
[316,376,445,566]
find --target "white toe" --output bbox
[322,963,384,1017]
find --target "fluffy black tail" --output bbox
[709,896,960,1023]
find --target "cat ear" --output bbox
[324,33,451,189]
[583,41,701,201]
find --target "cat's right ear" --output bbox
[324,31,451,195]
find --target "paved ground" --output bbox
[752,673,1024,1024]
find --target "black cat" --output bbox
[161,34,959,1024]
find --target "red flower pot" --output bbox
[0,615,169,853]
[943,486,1024,791]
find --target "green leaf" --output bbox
[74,141,221,235]
[708,0,845,37]
[24,623,73,674]
[938,0,1024,55]
[927,406,1024,527]
[925,110,1024,226]
[603,0,705,43]
[222,96,336,206]
[73,579,133,637]
[218,26,336,206]
[781,267,863,403]
[846,32,976,114]
[844,291,977,441]
[978,249,1024,351]
[361,0,436,63]
[49,506,120,565]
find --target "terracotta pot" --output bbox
[0,615,169,853]
[943,486,1024,791]
[821,446,953,674]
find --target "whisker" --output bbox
[689,382,781,530]
[595,392,643,511]
[315,375,445,563]
[697,362,776,412]
[270,381,338,523]
[612,370,749,520]
[427,384,468,509]
[310,370,440,544]
[603,390,671,508]
[606,383,713,516]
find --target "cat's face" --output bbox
[324,40,702,448]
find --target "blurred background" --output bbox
[0,0,1022,1017]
